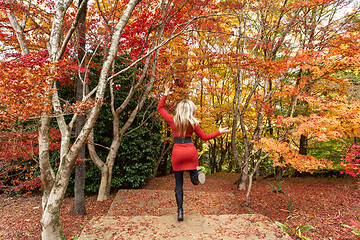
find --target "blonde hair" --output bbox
[174,100,200,137]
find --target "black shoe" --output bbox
[175,192,184,221]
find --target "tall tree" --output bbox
[1,0,219,236]
[72,0,88,216]
[179,0,360,205]
[87,0,219,201]
[2,0,141,238]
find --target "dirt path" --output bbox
[79,189,291,239]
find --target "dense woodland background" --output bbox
[1,0,360,238]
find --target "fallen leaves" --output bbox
[0,172,359,239]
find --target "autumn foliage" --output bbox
[256,137,332,173]
[0,126,62,195]
[0,52,52,127]
[1,2,360,236]
[341,144,360,178]
[0,50,77,195]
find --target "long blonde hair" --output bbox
[174,100,200,137]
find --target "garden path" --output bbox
[79,183,291,239]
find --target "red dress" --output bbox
[157,95,220,171]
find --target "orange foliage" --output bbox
[279,96,360,141]
[0,52,79,129]
[256,137,332,173]
[0,52,52,128]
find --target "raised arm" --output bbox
[157,83,174,123]
[157,95,173,124]
[194,124,230,141]
[194,125,221,141]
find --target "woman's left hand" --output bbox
[219,125,230,134]
[164,83,173,96]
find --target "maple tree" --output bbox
[273,28,360,165]
[86,0,227,201]
[1,1,360,239]
[1,0,228,238]
[0,51,62,195]
[252,7,360,204]
[163,0,360,206]
[1,0,142,238]
[152,2,236,174]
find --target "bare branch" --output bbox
[57,0,89,60]
[108,14,220,81]
[6,8,29,54]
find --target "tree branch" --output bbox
[57,0,89,60]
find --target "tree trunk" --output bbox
[238,159,249,190]
[98,165,111,201]
[299,134,308,155]
[245,172,254,206]
[217,149,225,172]
[231,76,244,186]
[209,141,217,174]
[87,129,113,201]
[153,130,172,177]
[73,91,87,213]
[244,153,268,206]
[158,154,169,176]
[275,165,283,180]
[40,152,76,239]
[292,134,308,177]
[41,191,67,240]
[89,3,167,201]
[73,150,86,214]
[6,9,29,55]
[228,158,234,172]
[217,141,229,172]
[40,0,141,237]
[39,116,55,210]
[72,0,88,216]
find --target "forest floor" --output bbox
[0,172,359,239]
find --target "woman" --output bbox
[157,83,230,221]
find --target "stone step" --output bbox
[79,189,291,239]
[107,189,243,217]
[79,214,292,240]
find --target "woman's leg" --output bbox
[189,170,199,185]
[189,167,205,185]
[174,171,184,221]
[174,171,184,194]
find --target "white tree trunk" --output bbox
[38,0,141,238]
[6,9,29,55]
[238,164,248,190]
[89,3,167,201]
[244,153,269,206]
[40,174,68,239]
[39,116,55,210]
[87,129,111,201]
[98,167,111,201]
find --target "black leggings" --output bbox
[174,170,198,194]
